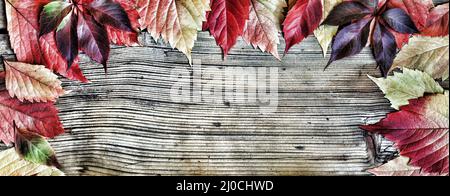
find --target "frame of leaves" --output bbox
[0,0,448,176]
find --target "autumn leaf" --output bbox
[368,156,445,176]
[137,0,210,63]
[313,0,342,57]
[205,0,250,57]
[324,0,419,76]
[0,148,63,176]
[371,22,397,75]
[361,92,449,175]
[3,60,66,103]
[107,0,140,46]
[387,0,434,30]
[283,0,323,53]
[14,125,60,168]
[326,18,372,68]
[38,0,134,71]
[368,68,444,110]
[56,10,78,68]
[77,12,111,71]
[0,90,64,145]
[421,3,449,37]
[5,0,88,82]
[243,0,286,59]
[391,35,449,80]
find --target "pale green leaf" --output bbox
[369,68,444,110]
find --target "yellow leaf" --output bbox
[314,0,342,57]
[0,148,64,176]
[4,60,66,103]
[137,0,210,64]
[391,35,449,81]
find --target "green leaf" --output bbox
[39,0,72,36]
[0,148,64,176]
[14,126,60,168]
[369,68,444,110]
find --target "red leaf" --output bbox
[5,0,88,82]
[207,0,251,56]
[283,0,323,53]
[388,28,410,49]
[371,22,397,77]
[39,34,89,83]
[77,12,111,71]
[421,3,449,37]
[0,90,64,145]
[87,0,133,32]
[107,0,140,46]
[361,93,449,175]
[387,0,434,30]
[327,18,372,67]
[56,11,79,67]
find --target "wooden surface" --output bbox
[0,1,448,176]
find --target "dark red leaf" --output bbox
[387,0,434,30]
[39,33,89,83]
[361,93,449,174]
[86,0,133,32]
[421,3,449,37]
[207,0,251,56]
[39,0,72,36]
[6,0,88,82]
[371,22,397,77]
[283,0,323,53]
[388,28,410,49]
[107,0,140,46]
[77,12,110,71]
[327,18,372,67]
[0,90,64,145]
[56,12,79,68]
[323,1,373,26]
[355,0,379,9]
[382,8,419,34]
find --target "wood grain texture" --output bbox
[0,3,448,175]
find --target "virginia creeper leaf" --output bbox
[368,68,444,110]
[0,90,64,145]
[322,1,372,26]
[137,0,209,63]
[368,156,445,176]
[327,18,372,67]
[87,0,133,32]
[14,125,60,168]
[107,0,140,46]
[0,148,64,176]
[391,35,449,80]
[283,0,323,53]
[314,0,343,57]
[206,0,250,57]
[361,92,449,175]
[243,0,286,59]
[421,3,449,37]
[39,0,72,36]
[371,22,397,76]
[4,60,66,103]
[56,11,79,68]
[387,0,434,30]
[77,12,110,71]
[5,0,88,82]
[382,8,419,34]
